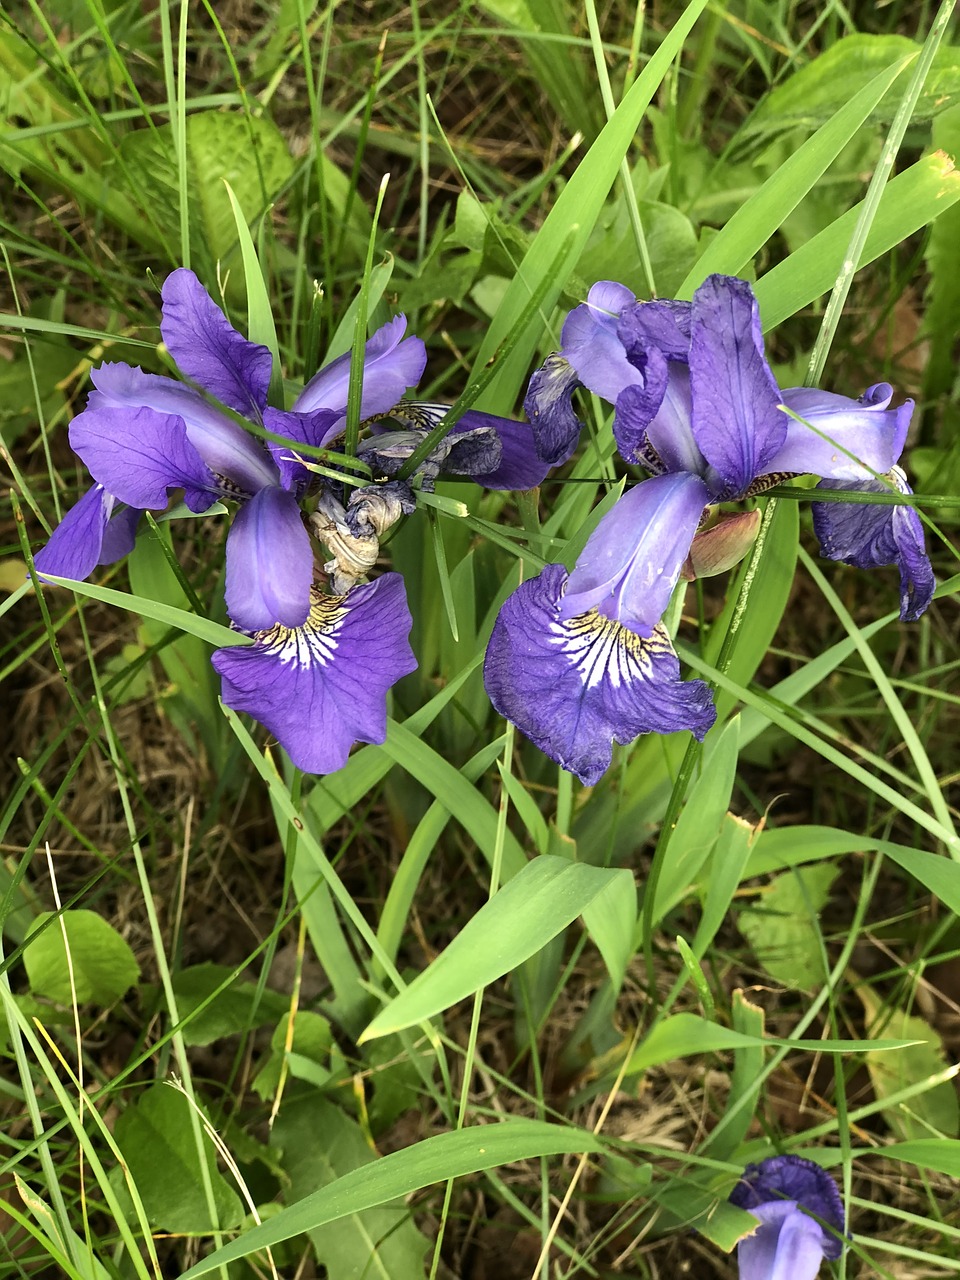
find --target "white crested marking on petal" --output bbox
[547,609,672,690]
[254,592,348,669]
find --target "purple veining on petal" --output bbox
[69,404,219,513]
[224,486,314,632]
[160,268,273,418]
[293,316,427,425]
[212,574,417,774]
[688,274,786,498]
[90,363,279,495]
[561,473,710,636]
[812,473,934,622]
[483,563,716,785]
[771,384,912,481]
[617,297,693,363]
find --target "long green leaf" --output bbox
[178,1119,605,1276]
[472,0,710,411]
[361,857,633,1040]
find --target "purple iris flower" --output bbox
[484,473,717,785]
[730,1155,845,1279]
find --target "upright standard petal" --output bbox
[262,405,341,493]
[812,472,934,622]
[160,268,272,418]
[212,575,417,774]
[770,383,912,481]
[34,484,114,580]
[523,353,583,466]
[561,473,710,637]
[224,486,314,632]
[737,1202,827,1280]
[69,404,219,513]
[561,281,641,403]
[617,297,692,362]
[294,316,427,423]
[730,1154,845,1260]
[484,564,716,785]
[688,275,786,497]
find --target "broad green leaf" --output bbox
[683,56,911,291]
[472,0,710,411]
[361,857,633,1040]
[252,1011,335,1100]
[715,991,766,1159]
[858,985,960,1141]
[754,152,960,331]
[169,963,289,1047]
[692,814,756,960]
[179,1118,604,1276]
[746,34,960,136]
[738,864,837,990]
[272,1098,430,1280]
[582,870,636,991]
[119,112,293,275]
[24,910,139,1006]
[879,1140,960,1178]
[113,1085,243,1233]
[579,197,698,297]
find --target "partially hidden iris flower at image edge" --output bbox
[33,269,544,774]
[486,274,932,786]
[729,1154,846,1280]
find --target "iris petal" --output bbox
[812,473,934,622]
[730,1154,845,1260]
[69,404,218,513]
[688,274,786,497]
[212,575,417,774]
[294,316,427,424]
[561,280,640,402]
[737,1203,826,1280]
[561,473,709,636]
[34,484,114,580]
[484,564,716,785]
[224,486,313,632]
[523,353,583,466]
[160,268,273,418]
[771,384,912,481]
[451,410,551,490]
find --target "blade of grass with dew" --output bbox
[361,858,634,1040]
[681,53,914,292]
[471,0,710,413]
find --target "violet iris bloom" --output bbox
[730,1155,845,1280]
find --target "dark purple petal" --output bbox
[770,384,912,480]
[561,281,641,403]
[812,474,934,622]
[454,410,552,490]
[212,574,417,774]
[617,297,692,363]
[294,316,427,423]
[688,275,786,498]
[483,563,716,785]
[561,473,710,636]
[69,404,218,514]
[224,486,313,632]
[262,406,342,493]
[523,353,583,466]
[160,268,272,418]
[610,345,670,466]
[34,484,113,580]
[737,1202,827,1280]
[91,363,278,495]
[730,1155,844,1260]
